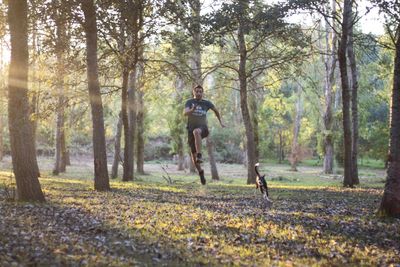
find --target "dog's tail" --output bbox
[255,163,262,177]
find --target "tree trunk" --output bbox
[82,0,110,191]
[207,137,219,180]
[65,149,70,166]
[238,20,256,184]
[278,129,284,164]
[30,15,39,158]
[0,38,3,161]
[347,11,359,185]
[127,69,137,177]
[53,88,66,174]
[249,91,260,161]
[53,100,64,175]
[378,25,400,217]
[60,130,67,172]
[173,75,186,171]
[111,112,122,179]
[136,86,145,174]
[177,137,185,171]
[136,59,145,175]
[290,84,302,171]
[0,115,3,161]
[7,0,45,202]
[121,68,133,181]
[323,0,337,174]
[52,0,67,175]
[190,0,202,86]
[338,0,353,187]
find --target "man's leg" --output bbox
[188,129,206,185]
[193,128,203,163]
[191,152,206,185]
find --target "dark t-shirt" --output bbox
[185,98,215,130]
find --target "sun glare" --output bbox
[0,42,10,66]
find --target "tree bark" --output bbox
[190,0,202,86]
[7,0,45,202]
[111,112,122,179]
[347,10,359,185]
[177,137,185,171]
[136,54,145,175]
[52,0,67,175]
[379,25,400,217]
[249,91,260,161]
[121,68,133,181]
[0,115,3,161]
[278,129,284,164]
[0,40,3,161]
[323,0,337,174]
[174,75,185,171]
[127,68,137,177]
[82,0,110,191]
[30,11,39,158]
[338,0,353,187]
[290,84,302,171]
[60,130,67,172]
[136,77,145,174]
[207,137,219,180]
[238,19,257,184]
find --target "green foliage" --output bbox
[144,136,172,161]
[211,128,243,163]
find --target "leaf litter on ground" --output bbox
[0,162,399,266]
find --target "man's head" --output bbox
[193,85,203,100]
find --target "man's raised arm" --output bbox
[211,106,226,128]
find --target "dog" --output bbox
[255,163,272,206]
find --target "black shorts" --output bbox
[187,125,209,154]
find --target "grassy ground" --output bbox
[0,156,398,266]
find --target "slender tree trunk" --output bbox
[173,75,185,171]
[30,15,39,156]
[207,137,219,180]
[177,137,184,171]
[347,11,359,185]
[290,84,302,171]
[249,91,259,161]
[190,0,202,86]
[323,0,337,174]
[7,0,45,202]
[338,0,353,187]
[238,21,256,184]
[277,129,284,164]
[378,25,400,217]
[127,68,137,177]
[0,41,3,161]
[64,144,70,166]
[53,0,67,175]
[82,0,110,191]
[121,68,133,181]
[29,21,40,178]
[112,112,122,179]
[0,37,3,161]
[53,87,65,174]
[136,88,145,174]
[60,130,67,172]
[136,59,145,174]
[0,115,3,161]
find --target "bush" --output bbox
[211,128,244,164]
[144,136,172,161]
